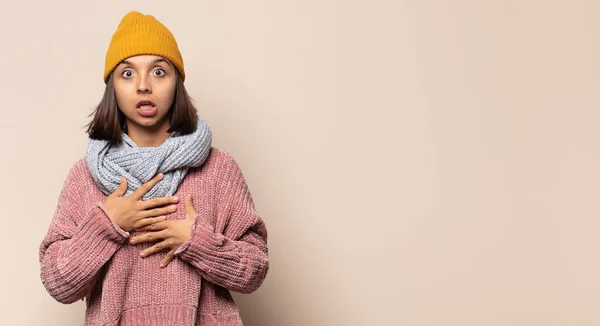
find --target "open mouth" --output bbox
[136,100,157,117]
[136,100,156,109]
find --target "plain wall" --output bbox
[1,0,599,325]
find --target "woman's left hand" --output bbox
[129,194,197,267]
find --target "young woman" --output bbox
[39,11,268,326]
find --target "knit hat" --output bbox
[103,11,185,83]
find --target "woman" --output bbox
[39,11,268,326]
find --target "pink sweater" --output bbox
[39,148,269,326]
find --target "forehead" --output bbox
[118,55,172,67]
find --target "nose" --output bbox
[137,75,152,94]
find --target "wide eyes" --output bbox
[121,68,166,78]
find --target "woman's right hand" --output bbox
[103,173,179,232]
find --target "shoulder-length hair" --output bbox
[86,69,197,145]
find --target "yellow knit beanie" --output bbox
[103,11,185,83]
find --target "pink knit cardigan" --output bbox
[39,148,269,325]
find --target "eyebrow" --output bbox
[118,58,172,67]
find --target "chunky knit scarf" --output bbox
[86,117,212,200]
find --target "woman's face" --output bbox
[113,55,177,132]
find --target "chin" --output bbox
[126,112,170,129]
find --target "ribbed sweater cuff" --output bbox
[174,219,232,263]
[174,217,206,256]
[94,203,130,239]
[77,204,129,247]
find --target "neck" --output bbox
[126,119,172,147]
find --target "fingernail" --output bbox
[173,196,179,202]
[140,252,145,257]
[170,205,177,211]
[130,239,136,244]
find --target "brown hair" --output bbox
[86,69,197,145]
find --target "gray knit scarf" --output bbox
[86,117,212,200]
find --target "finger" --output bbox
[185,195,197,220]
[111,177,128,197]
[140,239,171,257]
[141,205,177,218]
[160,249,177,268]
[139,196,179,210]
[131,173,164,199]
[133,217,167,231]
[137,220,169,232]
[130,229,168,245]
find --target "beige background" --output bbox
[0,0,599,325]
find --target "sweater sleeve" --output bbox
[39,162,129,304]
[174,154,269,294]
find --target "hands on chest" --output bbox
[103,173,197,267]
